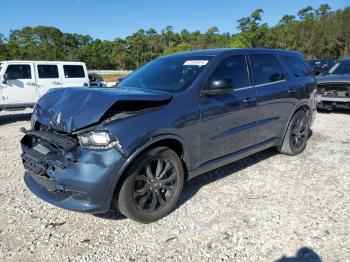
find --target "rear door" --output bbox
[250,53,296,143]
[35,63,62,99]
[199,55,258,164]
[1,63,37,104]
[61,63,89,87]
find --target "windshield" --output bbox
[329,60,350,75]
[118,56,212,92]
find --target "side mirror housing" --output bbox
[201,78,233,96]
[2,74,8,84]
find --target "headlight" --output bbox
[78,131,121,150]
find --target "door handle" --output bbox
[26,82,36,86]
[243,97,257,103]
[52,81,62,85]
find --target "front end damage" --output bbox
[21,126,126,213]
[317,83,350,110]
[20,87,173,213]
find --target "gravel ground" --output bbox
[0,109,349,262]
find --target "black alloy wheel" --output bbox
[116,147,184,223]
[133,158,177,212]
[289,112,308,151]
[277,110,310,155]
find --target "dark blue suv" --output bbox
[20,48,317,223]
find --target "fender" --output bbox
[106,133,191,201]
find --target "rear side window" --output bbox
[210,55,249,89]
[37,65,59,79]
[63,65,85,78]
[250,54,284,85]
[282,56,309,77]
[5,64,32,80]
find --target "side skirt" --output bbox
[188,137,280,180]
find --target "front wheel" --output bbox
[277,110,310,155]
[115,147,184,223]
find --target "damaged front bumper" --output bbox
[317,95,350,110]
[21,129,126,213]
[317,84,350,110]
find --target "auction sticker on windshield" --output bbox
[183,60,209,66]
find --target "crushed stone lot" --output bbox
[0,109,349,262]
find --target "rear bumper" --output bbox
[22,145,126,214]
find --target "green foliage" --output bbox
[1,5,349,69]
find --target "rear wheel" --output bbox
[115,147,184,223]
[278,110,310,155]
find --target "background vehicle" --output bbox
[88,73,107,87]
[21,49,317,223]
[316,56,350,110]
[0,61,89,110]
[307,59,335,75]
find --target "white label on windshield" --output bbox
[184,60,209,66]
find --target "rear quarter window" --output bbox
[281,56,309,77]
[250,54,284,85]
[63,65,85,78]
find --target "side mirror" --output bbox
[2,74,8,84]
[201,78,233,96]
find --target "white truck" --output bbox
[0,61,89,110]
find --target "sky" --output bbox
[1,0,349,40]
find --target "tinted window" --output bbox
[38,65,59,79]
[210,55,249,89]
[251,54,284,85]
[63,65,85,78]
[5,64,32,80]
[282,56,309,77]
[119,56,211,92]
[329,61,350,75]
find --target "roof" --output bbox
[166,48,303,58]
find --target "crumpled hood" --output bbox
[316,74,350,84]
[35,87,172,133]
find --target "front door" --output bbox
[2,63,36,104]
[199,55,258,164]
[35,63,62,99]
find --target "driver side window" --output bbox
[5,64,32,80]
[210,55,249,89]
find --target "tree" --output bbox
[279,15,296,25]
[298,6,315,20]
[0,34,9,60]
[1,5,349,69]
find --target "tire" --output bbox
[277,110,310,156]
[115,147,184,223]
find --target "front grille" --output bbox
[318,84,350,97]
[29,172,56,192]
[24,159,56,192]
[21,128,78,152]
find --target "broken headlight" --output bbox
[78,131,121,150]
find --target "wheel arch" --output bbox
[281,102,312,142]
[109,134,190,206]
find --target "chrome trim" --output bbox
[254,79,286,88]
[235,86,255,91]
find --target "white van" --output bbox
[0,61,89,110]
